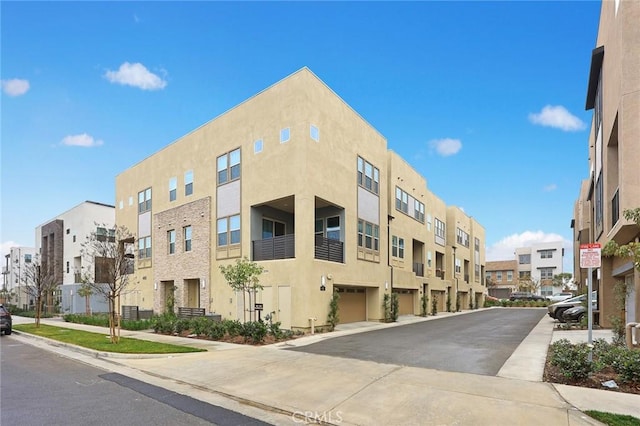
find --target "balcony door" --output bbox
[262,218,285,239]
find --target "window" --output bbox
[357,156,379,194]
[66,261,70,274]
[540,268,554,280]
[310,125,319,142]
[218,215,241,246]
[395,187,409,214]
[414,201,425,223]
[315,219,324,237]
[263,218,285,239]
[138,236,152,259]
[486,272,491,281]
[138,188,152,213]
[280,128,290,143]
[540,250,553,259]
[185,171,193,196]
[119,200,123,209]
[434,218,445,239]
[456,228,469,248]
[66,228,70,235]
[595,171,603,235]
[519,271,529,279]
[496,271,502,281]
[129,196,133,206]
[426,214,432,232]
[25,254,32,263]
[73,235,76,243]
[169,177,177,201]
[217,148,241,185]
[358,219,379,251]
[326,216,340,240]
[392,236,404,258]
[168,230,175,254]
[254,139,263,154]
[184,226,192,252]
[507,271,513,282]
[96,227,115,242]
[518,254,531,264]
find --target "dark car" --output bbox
[509,292,546,302]
[547,291,597,322]
[0,304,12,335]
[562,305,586,323]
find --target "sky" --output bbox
[1,1,603,274]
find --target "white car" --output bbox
[546,292,574,303]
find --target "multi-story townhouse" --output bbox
[572,0,640,327]
[2,246,37,309]
[115,68,486,329]
[35,200,115,314]
[485,260,517,299]
[514,242,564,297]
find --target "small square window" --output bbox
[129,196,133,206]
[310,125,319,142]
[66,229,70,234]
[185,170,193,196]
[119,200,123,209]
[254,139,263,154]
[280,128,290,143]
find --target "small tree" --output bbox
[517,273,541,294]
[446,291,451,312]
[81,224,136,343]
[327,291,340,331]
[390,293,399,322]
[431,294,438,316]
[219,257,264,323]
[420,294,428,316]
[22,256,59,327]
[552,273,573,291]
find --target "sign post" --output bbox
[579,243,601,362]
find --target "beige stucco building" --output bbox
[571,0,640,327]
[115,68,486,329]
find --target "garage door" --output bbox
[336,287,366,323]
[394,289,414,315]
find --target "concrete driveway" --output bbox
[288,308,548,375]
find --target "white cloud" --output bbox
[104,62,167,90]
[528,105,586,132]
[61,133,104,147]
[1,78,30,96]
[543,184,557,192]
[486,231,569,262]
[428,138,462,157]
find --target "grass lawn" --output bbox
[586,411,640,426]
[14,324,205,354]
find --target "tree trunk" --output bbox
[85,295,90,315]
[35,294,42,327]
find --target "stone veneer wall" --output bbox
[153,197,211,313]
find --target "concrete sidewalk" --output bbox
[10,311,640,425]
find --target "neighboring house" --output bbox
[485,260,517,299]
[35,201,115,314]
[2,246,37,309]
[115,68,487,330]
[515,242,564,297]
[572,0,640,327]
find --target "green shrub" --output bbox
[222,319,243,337]
[549,339,593,380]
[241,321,268,343]
[613,349,640,383]
[391,293,399,322]
[150,313,175,334]
[327,291,339,331]
[206,321,226,340]
[431,295,438,316]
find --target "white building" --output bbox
[35,201,115,314]
[2,246,37,309]
[515,241,564,297]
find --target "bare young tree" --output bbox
[219,257,264,323]
[22,255,60,327]
[81,224,136,343]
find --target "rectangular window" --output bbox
[25,254,32,263]
[456,228,469,248]
[507,271,513,282]
[392,236,404,258]
[185,171,193,196]
[434,218,445,239]
[426,214,432,232]
[326,216,340,240]
[395,187,409,214]
[66,261,70,274]
[357,156,379,195]
[310,125,319,142]
[168,230,175,254]
[254,139,263,154]
[358,219,379,252]
[280,127,290,143]
[315,219,324,237]
[138,236,151,259]
[496,271,502,281]
[218,215,240,246]
[217,149,241,184]
[184,226,192,252]
[540,250,553,259]
[414,201,425,223]
[518,254,531,264]
[540,268,554,280]
[96,227,116,243]
[169,177,177,201]
[138,188,152,213]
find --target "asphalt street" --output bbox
[289,308,548,375]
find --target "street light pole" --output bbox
[452,245,458,311]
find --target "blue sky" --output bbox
[1,1,602,274]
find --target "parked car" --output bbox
[509,292,546,302]
[0,304,12,335]
[547,291,597,322]
[547,292,574,303]
[562,305,586,323]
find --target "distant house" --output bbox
[485,260,517,299]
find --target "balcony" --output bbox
[315,235,344,263]
[253,234,295,261]
[413,262,424,277]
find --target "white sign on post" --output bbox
[580,243,601,269]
